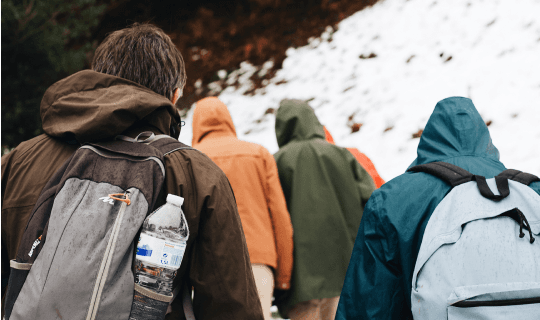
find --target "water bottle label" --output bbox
[136,233,186,269]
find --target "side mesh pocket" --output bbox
[4,260,32,320]
[447,283,540,320]
[128,283,173,320]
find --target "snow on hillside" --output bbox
[179,0,540,181]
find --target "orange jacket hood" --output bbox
[192,97,237,145]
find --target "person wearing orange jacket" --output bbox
[324,126,385,188]
[192,97,294,320]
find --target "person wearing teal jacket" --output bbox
[274,99,375,320]
[335,96,540,320]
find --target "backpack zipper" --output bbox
[452,296,540,308]
[85,193,130,320]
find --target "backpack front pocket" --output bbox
[447,282,540,320]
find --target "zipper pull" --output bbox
[517,208,535,244]
[109,192,131,205]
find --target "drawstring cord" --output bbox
[516,208,535,244]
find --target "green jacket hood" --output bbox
[409,96,500,168]
[40,70,180,143]
[275,99,325,148]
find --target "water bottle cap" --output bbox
[166,194,184,207]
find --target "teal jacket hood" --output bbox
[409,96,500,168]
[275,99,325,148]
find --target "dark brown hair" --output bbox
[92,23,186,100]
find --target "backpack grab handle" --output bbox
[472,175,510,202]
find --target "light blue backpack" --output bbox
[408,161,540,319]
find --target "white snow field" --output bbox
[179,0,540,182]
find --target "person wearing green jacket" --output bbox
[335,96,540,320]
[273,99,375,320]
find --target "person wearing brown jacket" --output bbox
[1,23,264,320]
[192,97,294,320]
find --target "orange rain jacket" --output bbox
[324,127,385,188]
[192,97,294,290]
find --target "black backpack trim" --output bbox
[497,169,540,186]
[408,161,538,243]
[408,161,474,188]
[472,175,510,202]
[407,161,539,202]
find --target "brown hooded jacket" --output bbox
[192,97,293,290]
[1,70,264,320]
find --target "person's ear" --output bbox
[171,88,182,105]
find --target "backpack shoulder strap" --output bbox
[497,169,540,186]
[116,132,195,156]
[148,135,195,156]
[407,161,474,187]
[409,162,515,202]
[149,136,197,319]
[182,282,196,320]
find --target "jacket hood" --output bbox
[275,99,325,148]
[409,96,500,168]
[192,97,237,145]
[40,70,180,143]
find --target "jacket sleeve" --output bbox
[1,153,12,203]
[343,150,375,242]
[335,191,411,320]
[163,151,264,320]
[349,152,376,208]
[262,148,293,290]
[1,152,14,299]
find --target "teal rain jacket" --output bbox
[335,97,540,320]
[274,99,375,316]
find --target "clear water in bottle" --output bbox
[134,194,189,295]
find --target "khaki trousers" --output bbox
[288,296,340,320]
[252,264,275,320]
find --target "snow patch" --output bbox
[180,0,540,180]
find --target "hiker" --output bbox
[191,97,294,320]
[335,97,540,320]
[273,99,376,320]
[323,126,385,188]
[1,23,264,319]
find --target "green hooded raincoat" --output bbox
[273,99,375,315]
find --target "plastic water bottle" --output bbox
[129,194,189,319]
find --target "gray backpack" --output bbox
[409,162,540,320]
[4,133,195,320]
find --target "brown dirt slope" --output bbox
[93,0,378,110]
